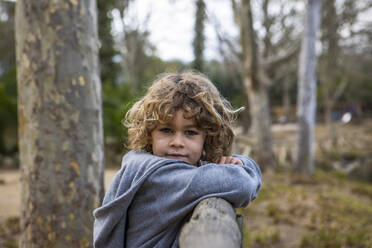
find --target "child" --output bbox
[93,72,262,248]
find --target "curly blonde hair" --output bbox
[124,72,237,163]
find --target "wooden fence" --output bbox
[179,197,243,248]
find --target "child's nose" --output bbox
[170,133,184,147]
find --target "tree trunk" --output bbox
[15,0,104,247]
[239,0,275,170]
[283,76,291,122]
[321,0,339,146]
[192,0,206,72]
[241,93,251,134]
[295,0,321,175]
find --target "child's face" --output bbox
[151,109,205,166]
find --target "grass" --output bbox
[351,184,372,200]
[239,168,372,248]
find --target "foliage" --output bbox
[317,0,372,115]
[203,60,244,108]
[97,0,128,85]
[0,67,17,155]
[102,82,132,145]
[0,1,17,155]
[0,1,15,75]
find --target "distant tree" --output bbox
[15,0,104,246]
[0,67,17,156]
[295,0,321,175]
[115,6,158,93]
[0,1,17,156]
[318,0,372,118]
[97,0,129,85]
[320,0,339,125]
[231,0,301,169]
[232,0,275,169]
[339,1,372,113]
[192,0,206,72]
[122,28,154,92]
[0,1,15,74]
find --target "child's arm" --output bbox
[93,151,261,248]
[147,154,261,208]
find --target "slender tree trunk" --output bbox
[15,0,104,247]
[192,0,206,72]
[283,76,291,122]
[321,0,339,146]
[324,78,337,146]
[241,94,251,134]
[244,77,274,169]
[240,0,275,170]
[295,0,321,175]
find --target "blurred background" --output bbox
[0,0,372,247]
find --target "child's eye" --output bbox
[185,130,199,136]
[159,128,172,134]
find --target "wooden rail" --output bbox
[179,197,243,248]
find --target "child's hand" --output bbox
[218,156,243,165]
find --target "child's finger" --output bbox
[231,158,243,165]
[218,156,243,165]
[225,156,233,164]
[227,157,239,165]
[219,156,227,164]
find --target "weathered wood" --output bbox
[179,198,242,248]
[236,214,244,248]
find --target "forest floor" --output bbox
[239,169,372,247]
[1,119,372,247]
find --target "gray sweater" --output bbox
[93,150,262,248]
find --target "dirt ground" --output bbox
[0,168,118,223]
[0,169,20,222]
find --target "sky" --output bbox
[113,0,372,63]
[112,0,239,62]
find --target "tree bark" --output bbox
[15,0,104,247]
[179,198,242,248]
[239,0,275,170]
[192,0,206,72]
[295,0,321,175]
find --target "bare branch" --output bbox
[230,0,240,27]
[207,11,241,60]
[262,39,300,71]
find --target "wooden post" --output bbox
[179,198,242,248]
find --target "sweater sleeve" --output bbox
[122,152,262,247]
[146,155,262,208]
